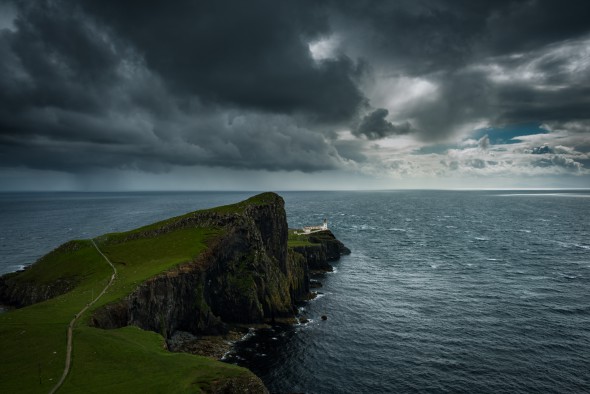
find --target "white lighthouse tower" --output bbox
[300,218,329,234]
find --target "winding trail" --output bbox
[48,239,117,394]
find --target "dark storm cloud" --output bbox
[78,0,365,122]
[1,0,590,177]
[0,0,361,173]
[337,0,590,139]
[353,108,411,140]
[333,0,590,74]
[483,0,590,55]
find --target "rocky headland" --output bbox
[0,192,349,393]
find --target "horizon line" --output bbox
[1,187,589,193]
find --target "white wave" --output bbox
[556,241,590,250]
[496,193,590,198]
[297,319,313,326]
[239,328,256,341]
[309,293,326,301]
[560,274,580,280]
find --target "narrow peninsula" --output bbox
[0,192,349,393]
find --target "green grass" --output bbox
[287,229,315,248]
[119,191,282,236]
[89,227,220,309]
[0,197,265,393]
[0,241,112,393]
[203,191,282,215]
[61,326,245,394]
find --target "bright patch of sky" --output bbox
[0,2,16,31]
[308,36,340,61]
[472,123,548,144]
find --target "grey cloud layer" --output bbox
[1,0,589,176]
[336,0,590,139]
[353,108,412,140]
[0,0,360,172]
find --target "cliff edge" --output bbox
[90,192,314,335]
[0,192,349,394]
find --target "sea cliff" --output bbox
[90,192,316,334]
[0,192,349,393]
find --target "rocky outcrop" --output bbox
[0,240,83,307]
[90,193,324,336]
[308,230,351,260]
[290,230,351,272]
[0,192,352,394]
[208,375,269,394]
[1,192,350,343]
[0,273,75,307]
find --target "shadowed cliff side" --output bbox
[289,229,351,272]
[0,193,349,338]
[89,192,312,336]
[0,192,349,394]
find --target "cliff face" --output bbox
[1,193,355,394]
[91,193,314,336]
[1,193,350,342]
[0,274,74,307]
[291,230,351,272]
[0,240,83,307]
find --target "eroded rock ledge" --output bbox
[290,230,351,272]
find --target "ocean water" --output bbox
[1,190,589,393]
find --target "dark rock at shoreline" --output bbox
[209,375,269,394]
[290,229,350,273]
[308,231,351,259]
[309,280,322,288]
[167,329,246,359]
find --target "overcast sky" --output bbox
[1,0,589,190]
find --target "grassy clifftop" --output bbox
[0,194,277,393]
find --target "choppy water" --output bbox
[1,190,589,393]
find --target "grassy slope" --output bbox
[0,199,262,393]
[287,229,315,247]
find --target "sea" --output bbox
[1,190,589,393]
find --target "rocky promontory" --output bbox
[89,193,349,335]
[289,229,351,272]
[0,192,349,393]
